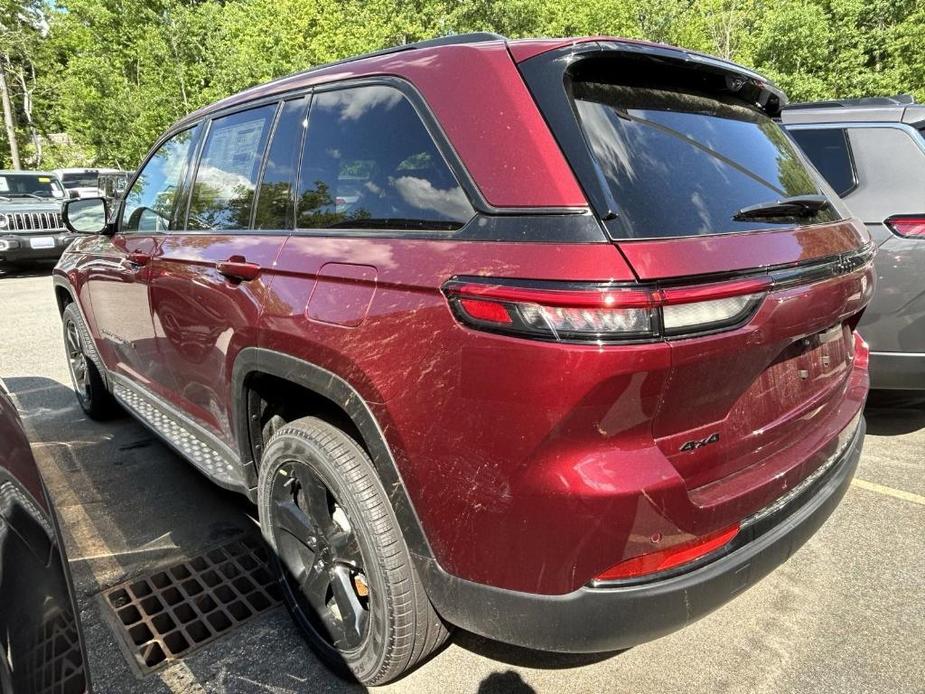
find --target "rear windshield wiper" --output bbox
[733,194,831,221]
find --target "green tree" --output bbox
[27,0,925,169]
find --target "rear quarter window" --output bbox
[296,84,474,232]
[788,128,858,197]
[838,126,925,221]
[571,81,840,238]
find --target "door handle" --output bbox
[126,251,151,267]
[217,255,261,282]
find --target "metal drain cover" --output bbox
[101,537,282,676]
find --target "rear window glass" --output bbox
[788,128,857,197]
[61,172,99,188]
[572,82,840,238]
[254,97,308,229]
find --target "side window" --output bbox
[843,126,925,221]
[254,97,309,229]
[121,127,197,233]
[188,104,275,231]
[789,128,857,197]
[297,85,474,231]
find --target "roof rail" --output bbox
[302,32,507,73]
[784,94,916,110]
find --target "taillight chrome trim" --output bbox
[442,242,874,345]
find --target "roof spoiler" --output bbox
[520,40,787,117]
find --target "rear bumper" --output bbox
[0,234,75,265]
[870,352,925,390]
[424,416,865,653]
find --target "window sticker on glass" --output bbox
[188,105,275,231]
[38,177,51,183]
[0,178,8,192]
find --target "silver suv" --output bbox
[783,96,925,390]
[0,171,75,273]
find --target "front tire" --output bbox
[62,303,115,419]
[257,417,448,685]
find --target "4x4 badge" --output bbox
[680,432,720,452]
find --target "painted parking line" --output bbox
[851,478,925,506]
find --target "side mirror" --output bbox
[68,190,80,199]
[63,197,111,235]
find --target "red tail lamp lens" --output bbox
[458,298,513,324]
[595,523,740,581]
[885,215,925,238]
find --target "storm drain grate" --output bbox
[101,536,282,675]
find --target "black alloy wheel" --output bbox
[61,303,114,419]
[257,417,448,685]
[269,459,370,650]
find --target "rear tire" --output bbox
[62,303,115,419]
[257,416,448,685]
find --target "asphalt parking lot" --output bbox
[0,269,922,694]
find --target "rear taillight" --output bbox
[443,277,769,343]
[594,523,740,582]
[885,215,925,238]
[853,331,870,370]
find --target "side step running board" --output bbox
[111,377,248,493]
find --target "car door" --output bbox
[82,126,200,394]
[148,99,306,441]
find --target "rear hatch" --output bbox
[518,41,873,506]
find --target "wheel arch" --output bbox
[52,275,74,315]
[231,347,436,565]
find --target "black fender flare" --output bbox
[230,347,436,567]
[52,275,109,390]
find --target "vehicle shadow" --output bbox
[3,376,358,693]
[477,670,536,693]
[453,629,621,670]
[864,390,925,436]
[0,264,55,279]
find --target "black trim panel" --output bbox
[51,275,110,391]
[869,352,925,391]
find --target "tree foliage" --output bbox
[0,0,922,168]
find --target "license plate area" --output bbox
[718,323,850,444]
[29,236,55,249]
[796,323,850,382]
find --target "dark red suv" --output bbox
[53,34,873,684]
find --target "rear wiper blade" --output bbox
[733,194,831,221]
